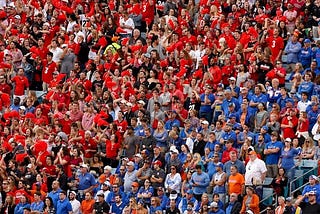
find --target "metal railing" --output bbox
[260,192,278,214]
[260,164,318,214]
[289,167,317,194]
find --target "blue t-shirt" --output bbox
[14,203,30,214]
[78,172,96,190]
[265,141,283,165]
[48,188,62,209]
[56,199,72,214]
[30,201,44,212]
[200,93,215,112]
[280,148,300,170]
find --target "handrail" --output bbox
[259,191,276,204]
[289,167,317,193]
[260,193,278,214]
[291,181,310,196]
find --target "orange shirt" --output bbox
[81,199,95,214]
[240,194,260,214]
[228,173,245,195]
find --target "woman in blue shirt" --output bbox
[278,138,300,185]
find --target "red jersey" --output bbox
[105,140,121,159]
[11,76,29,96]
[221,65,235,85]
[42,61,57,83]
[142,0,155,22]
[60,119,72,134]
[266,36,284,62]
[0,83,11,94]
[82,138,97,158]
[281,116,298,139]
[115,119,128,134]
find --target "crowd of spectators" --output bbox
[1,0,320,213]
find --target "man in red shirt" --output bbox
[261,28,284,63]
[0,75,11,94]
[10,67,29,102]
[42,52,57,91]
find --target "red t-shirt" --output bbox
[42,61,57,83]
[266,36,284,62]
[105,140,121,159]
[142,0,155,22]
[11,76,29,96]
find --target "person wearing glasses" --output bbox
[295,190,320,214]
[106,184,128,206]
[93,193,110,214]
[164,165,182,194]
[240,187,260,214]
[81,192,95,214]
[209,201,225,214]
[224,193,242,214]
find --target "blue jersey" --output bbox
[265,141,283,165]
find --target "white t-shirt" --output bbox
[119,17,135,35]
[245,157,267,185]
[49,47,63,63]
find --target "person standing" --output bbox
[295,191,320,214]
[78,164,97,201]
[56,191,72,214]
[81,192,95,214]
[10,67,29,102]
[264,131,283,178]
[245,151,267,198]
[93,193,110,214]
[190,165,210,201]
[69,191,80,214]
[199,85,215,124]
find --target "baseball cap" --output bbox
[285,197,292,202]
[217,83,224,88]
[170,148,179,154]
[70,191,77,195]
[248,151,257,155]
[308,190,317,195]
[201,120,209,125]
[304,39,311,43]
[309,175,319,181]
[19,106,26,111]
[229,113,236,118]
[127,161,135,166]
[97,193,105,197]
[284,138,292,143]
[210,201,218,208]
[137,100,145,105]
[187,189,193,194]
[262,126,268,131]
[131,182,139,187]
[135,153,142,159]
[80,164,89,169]
[169,190,178,200]
[144,53,151,58]
[215,162,223,168]
[229,77,236,81]
[153,160,162,167]
[228,102,235,107]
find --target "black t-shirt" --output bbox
[166,207,181,214]
[93,201,110,214]
[300,201,320,214]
